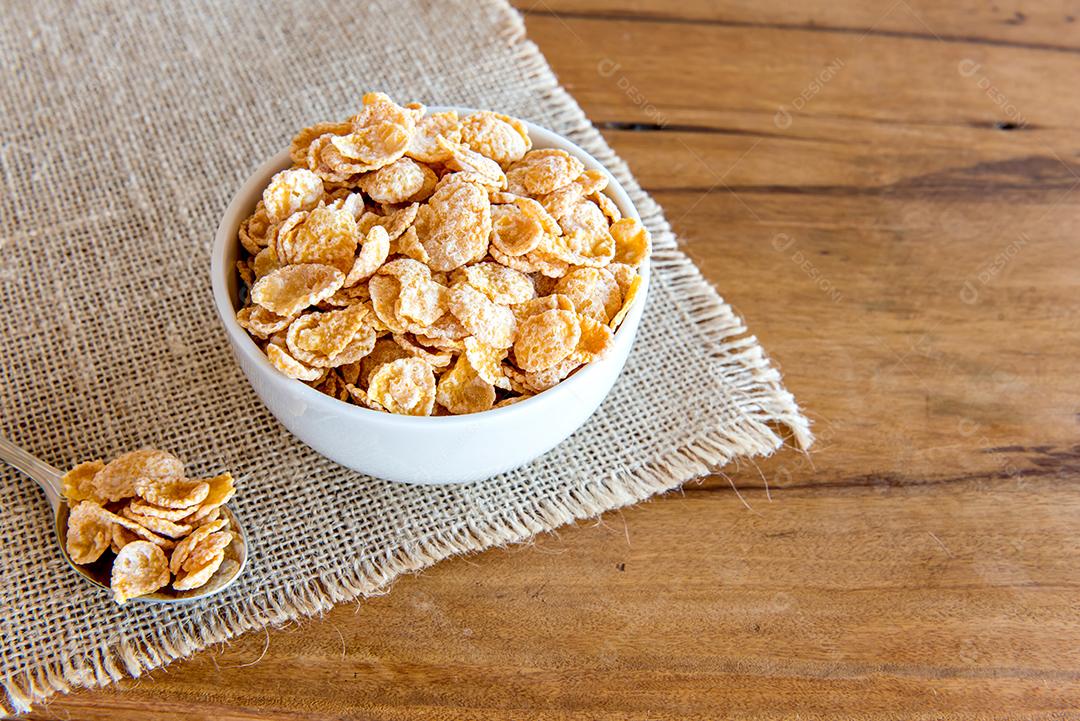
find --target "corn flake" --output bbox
[112,541,170,604]
[367,358,436,416]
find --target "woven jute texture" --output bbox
[0,0,810,712]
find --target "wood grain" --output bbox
[27,2,1080,719]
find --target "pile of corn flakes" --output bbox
[235,92,648,415]
[61,449,237,604]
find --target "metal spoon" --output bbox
[0,434,248,603]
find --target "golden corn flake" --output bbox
[576,314,615,361]
[448,282,516,349]
[169,518,228,574]
[490,203,543,257]
[436,355,496,414]
[609,217,651,267]
[290,121,352,165]
[438,136,507,190]
[463,336,512,390]
[393,333,454,368]
[278,205,359,273]
[286,304,370,366]
[111,541,170,604]
[592,190,621,222]
[358,157,437,204]
[133,475,210,509]
[367,358,436,416]
[251,263,345,317]
[359,202,418,241]
[554,267,622,323]
[401,111,457,163]
[61,459,104,503]
[262,168,324,223]
[236,93,648,413]
[182,531,233,574]
[459,111,532,167]
[182,474,235,525]
[514,308,580,372]
[66,502,112,564]
[413,179,492,272]
[236,305,293,339]
[609,273,643,329]
[266,343,324,381]
[128,498,193,522]
[173,544,227,591]
[512,292,574,325]
[121,505,193,539]
[547,200,615,267]
[524,354,585,392]
[506,149,585,196]
[91,449,185,503]
[464,262,535,305]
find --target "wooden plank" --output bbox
[515,0,1080,52]
[31,482,1080,720]
[513,11,1080,130]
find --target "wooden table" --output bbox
[31,1,1080,718]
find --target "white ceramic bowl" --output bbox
[211,111,650,484]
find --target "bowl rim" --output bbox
[211,109,651,427]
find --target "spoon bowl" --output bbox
[1,435,248,603]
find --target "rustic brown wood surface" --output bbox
[27,1,1080,719]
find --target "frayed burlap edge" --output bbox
[2,5,811,715]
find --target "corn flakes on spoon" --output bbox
[0,435,248,604]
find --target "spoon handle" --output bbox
[0,435,64,510]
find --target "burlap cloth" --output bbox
[0,0,810,712]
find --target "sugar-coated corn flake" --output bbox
[169,518,228,575]
[286,303,370,366]
[506,149,585,196]
[436,354,496,414]
[121,505,193,539]
[514,308,581,372]
[289,121,352,165]
[266,342,324,381]
[263,168,324,223]
[367,357,436,416]
[490,203,544,257]
[449,282,516,349]
[278,205,359,273]
[459,111,532,167]
[111,541,170,604]
[406,110,461,163]
[464,262,535,305]
[128,498,193,522]
[358,157,437,204]
[463,336,512,390]
[437,136,507,190]
[609,217,651,267]
[236,93,648,413]
[251,263,345,317]
[61,460,105,503]
[236,305,293,339]
[172,545,226,591]
[393,333,454,368]
[412,180,491,272]
[554,267,622,323]
[575,314,615,361]
[133,475,209,509]
[66,501,112,564]
[609,273,643,329]
[91,449,185,503]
